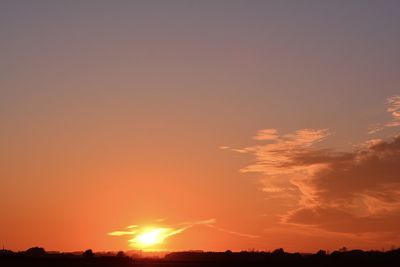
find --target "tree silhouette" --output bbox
[82,249,94,258]
[116,251,125,257]
[25,247,46,256]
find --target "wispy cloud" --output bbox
[253,128,279,140]
[222,128,330,197]
[368,95,400,134]
[386,95,400,127]
[225,96,400,238]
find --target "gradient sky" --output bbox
[1,0,400,253]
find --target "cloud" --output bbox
[368,95,400,134]
[284,136,400,233]
[254,129,279,140]
[386,95,400,127]
[224,128,330,196]
[367,124,384,134]
[226,128,400,236]
[205,224,259,239]
[285,207,400,234]
[242,128,330,175]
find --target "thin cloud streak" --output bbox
[205,224,259,238]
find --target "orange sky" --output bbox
[1,1,400,253]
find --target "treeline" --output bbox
[165,248,400,266]
[0,247,132,267]
[1,246,400,266]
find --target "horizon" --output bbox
[3,246,399,267]
[1,0,400,254]
[2,246,399,255]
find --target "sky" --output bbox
[1,0,400,253]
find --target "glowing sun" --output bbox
[133,228,166,247]
[109,220,217,250]
[125,227,186,249]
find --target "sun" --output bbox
[131,228,170,248]
[109,224,189,250]
[135,229,163,245]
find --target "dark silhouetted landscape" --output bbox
[1,247,400,267]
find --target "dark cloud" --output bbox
[285,136,400,234]
[286,207,400,234]
[228,128,400,236]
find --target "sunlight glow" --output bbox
[130,227,185,249]
[109,225,186,249]
[109,219,243,250]
[133,228,167,246]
